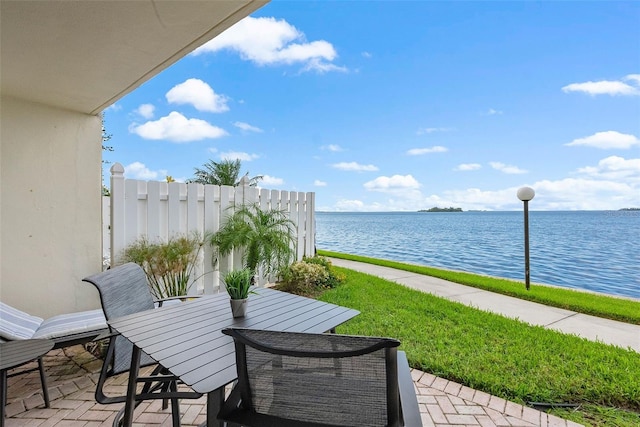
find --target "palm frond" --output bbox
[208,203,296,278]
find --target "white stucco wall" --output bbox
[0,96,103,317]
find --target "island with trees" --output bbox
[418,207,463,212]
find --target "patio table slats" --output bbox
[109,287,359,395]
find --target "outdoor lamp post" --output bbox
[517,186,535,290]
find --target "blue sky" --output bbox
[103,1,640,212]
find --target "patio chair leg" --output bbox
[1,369,7,427]
[161,380,169,410]
[37,358,50,408]
[170,398,180,426]
[169,379,181,427]
[159,366,170,410]
[122,345,142,427]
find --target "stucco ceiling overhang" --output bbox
[1,0,268,115]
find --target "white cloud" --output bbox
[485,108,503,115]
[105,103,121,112]
[364,174,421,192]
[406,146,448,156]
[323,171,639,211]
[433,187,514,211]
[166,78,229,113]
[562,74,640,96]
[135,103,155,119]
[123,162,168,181]
[314,180,327,187]
[361,52,372,58]
[219,151,259,161]
[301,58,348,74]
[331,199,389,212]
[455,163,482,171]
[416,127,453,135]
[575,156,640,181]
[233,121,263,133]
[130,112,228,142]
[332,162,378,172]
[438,156,639,211]
[565,131,640,149]
[490,162,528,174]
[321,154,640,211]
[431,177,638,211]
[193,16,344,73]
[260,175,284,186]
[334,199,365,211]
[527,178,638,210]
[321,144,343,152]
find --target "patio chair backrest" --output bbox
[83,262,156,374]
[221,328,402,427]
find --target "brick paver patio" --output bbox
[4,345,583,427]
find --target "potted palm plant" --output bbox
[222,268,254,317]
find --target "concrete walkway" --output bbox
[330,258,640,352]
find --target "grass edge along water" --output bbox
[317,250,640,325]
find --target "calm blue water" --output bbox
[315,211,640,299]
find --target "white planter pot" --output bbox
[230,298,248,318]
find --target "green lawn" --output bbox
[318,266,640,427]
[318,250,640,325]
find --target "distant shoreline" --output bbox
[418,207,463,213]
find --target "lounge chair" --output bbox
[0,301,107,407]
[82,262,201,427]
[219,328,423,427]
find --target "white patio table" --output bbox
[108,287,360,427]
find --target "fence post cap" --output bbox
[110,162,125,175]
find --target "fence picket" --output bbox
[167,182,182,236]
[124,179,140,252]
[297,193,306,261]
[147,181,161,241]
[109,163,125,267]
[218,184,234,280]
[203,185,220,294]
[306,192,316,257]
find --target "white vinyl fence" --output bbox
[103,163,316,294]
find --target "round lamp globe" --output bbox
[517,187,535,202]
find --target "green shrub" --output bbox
[301,255,333,270]
[278,256,344,296]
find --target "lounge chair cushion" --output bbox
[32,309,106,340]
[0,302,44,340]
[0,301,106,341]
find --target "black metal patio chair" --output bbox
[83,262,201,427]
[219,328,422,427]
